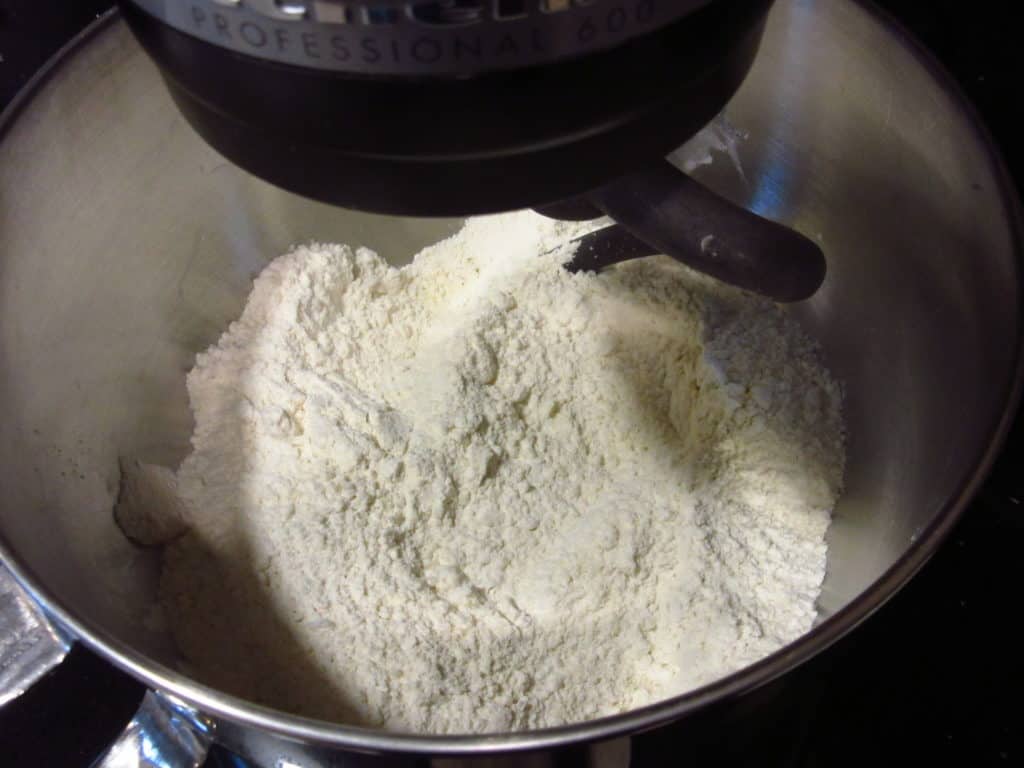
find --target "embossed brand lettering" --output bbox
[162,0,702,75]
[218,1,596,26]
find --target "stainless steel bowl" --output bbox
[1,0,1021,765]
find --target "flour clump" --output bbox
[162,211,845,734]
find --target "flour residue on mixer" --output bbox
[154,210,844,734]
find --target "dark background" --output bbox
[1,1,1022,766]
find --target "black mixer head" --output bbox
[120,0,773,216]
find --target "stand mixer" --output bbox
[2,1,1021,764]
[119,0,825,301]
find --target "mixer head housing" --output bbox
[120,0,772,215]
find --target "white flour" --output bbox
[157,211,844,734]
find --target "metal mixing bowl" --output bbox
[1,0,1021,764]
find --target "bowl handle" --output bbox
[0,562,212,767]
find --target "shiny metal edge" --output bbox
[93,691,214,768]
[0,0,1022,755]
[0,563,72,707]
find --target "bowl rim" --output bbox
[2,0,1023,755]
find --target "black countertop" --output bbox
[1,2,1022,766]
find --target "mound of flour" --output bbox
[158,211,844,734]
